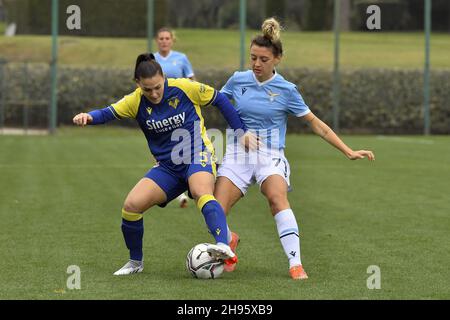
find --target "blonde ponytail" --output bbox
[251,17,284,57]
[261,18,281,42]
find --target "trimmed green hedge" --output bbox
[2,63,449,134]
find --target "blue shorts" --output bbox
[145,161,216,207]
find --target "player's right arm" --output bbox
[73,112,93,126]
[73,89,141,127]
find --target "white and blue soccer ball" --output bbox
[186,243,224,279]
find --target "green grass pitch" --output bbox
[1,31,450,69]
[0,127,449,299]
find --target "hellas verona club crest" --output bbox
[168,97,180,109]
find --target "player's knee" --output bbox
[190,188,213,201]
[123,199,143,214]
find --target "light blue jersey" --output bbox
[221,70,310,149]
[154,51,195,79]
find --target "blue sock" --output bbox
[121,218,144,261]
[198,196,229,245]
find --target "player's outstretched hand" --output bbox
[239,131,261,151]
[73,113,93,127]
[347,150,375,161]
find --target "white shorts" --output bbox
[217,146,291,196]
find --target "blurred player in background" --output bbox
[215,18,375,280]
[73,53,258,275]
[155,27,195,207]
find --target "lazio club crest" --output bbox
[168,97,180,109]
[267,90,280,102]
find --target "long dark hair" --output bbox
[134,53,164,80]
[251,18,283,57]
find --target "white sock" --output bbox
[274,209,302,268]
[227,226,232,244]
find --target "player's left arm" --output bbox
[189,79,259,150]
[302,112,375,161]
[211,91,260,151]
[182,54,195,80]
[183,79,246,132]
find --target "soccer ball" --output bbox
[186,243,224,279]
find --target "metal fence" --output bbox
[0,0,438,135]
[0,60,50,133]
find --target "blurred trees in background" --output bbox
[2,0,167,36]
[1,0,450,36]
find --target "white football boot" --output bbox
[113,260,144,276]
[206,243,238,266]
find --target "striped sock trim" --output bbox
[279,228,299,239]
[197,194,216,211]
[122,209,143,222]
[280,232,299,239]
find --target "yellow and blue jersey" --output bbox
[89,78,246,168]
[110,78,215,163]
[87,77,247,205]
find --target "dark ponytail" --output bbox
[134,53,164,80]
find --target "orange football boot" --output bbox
[289,265,308,280]
[224,232,240,272]
[224,255,238,267]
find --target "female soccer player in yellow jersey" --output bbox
[214,18,375,280]
[154,27,196,207]
[73,53,258,275]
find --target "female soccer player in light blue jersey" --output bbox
[154,27,195,208]
[214,18,375,280]
[73,53,258,275]
[154,27,195,80]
